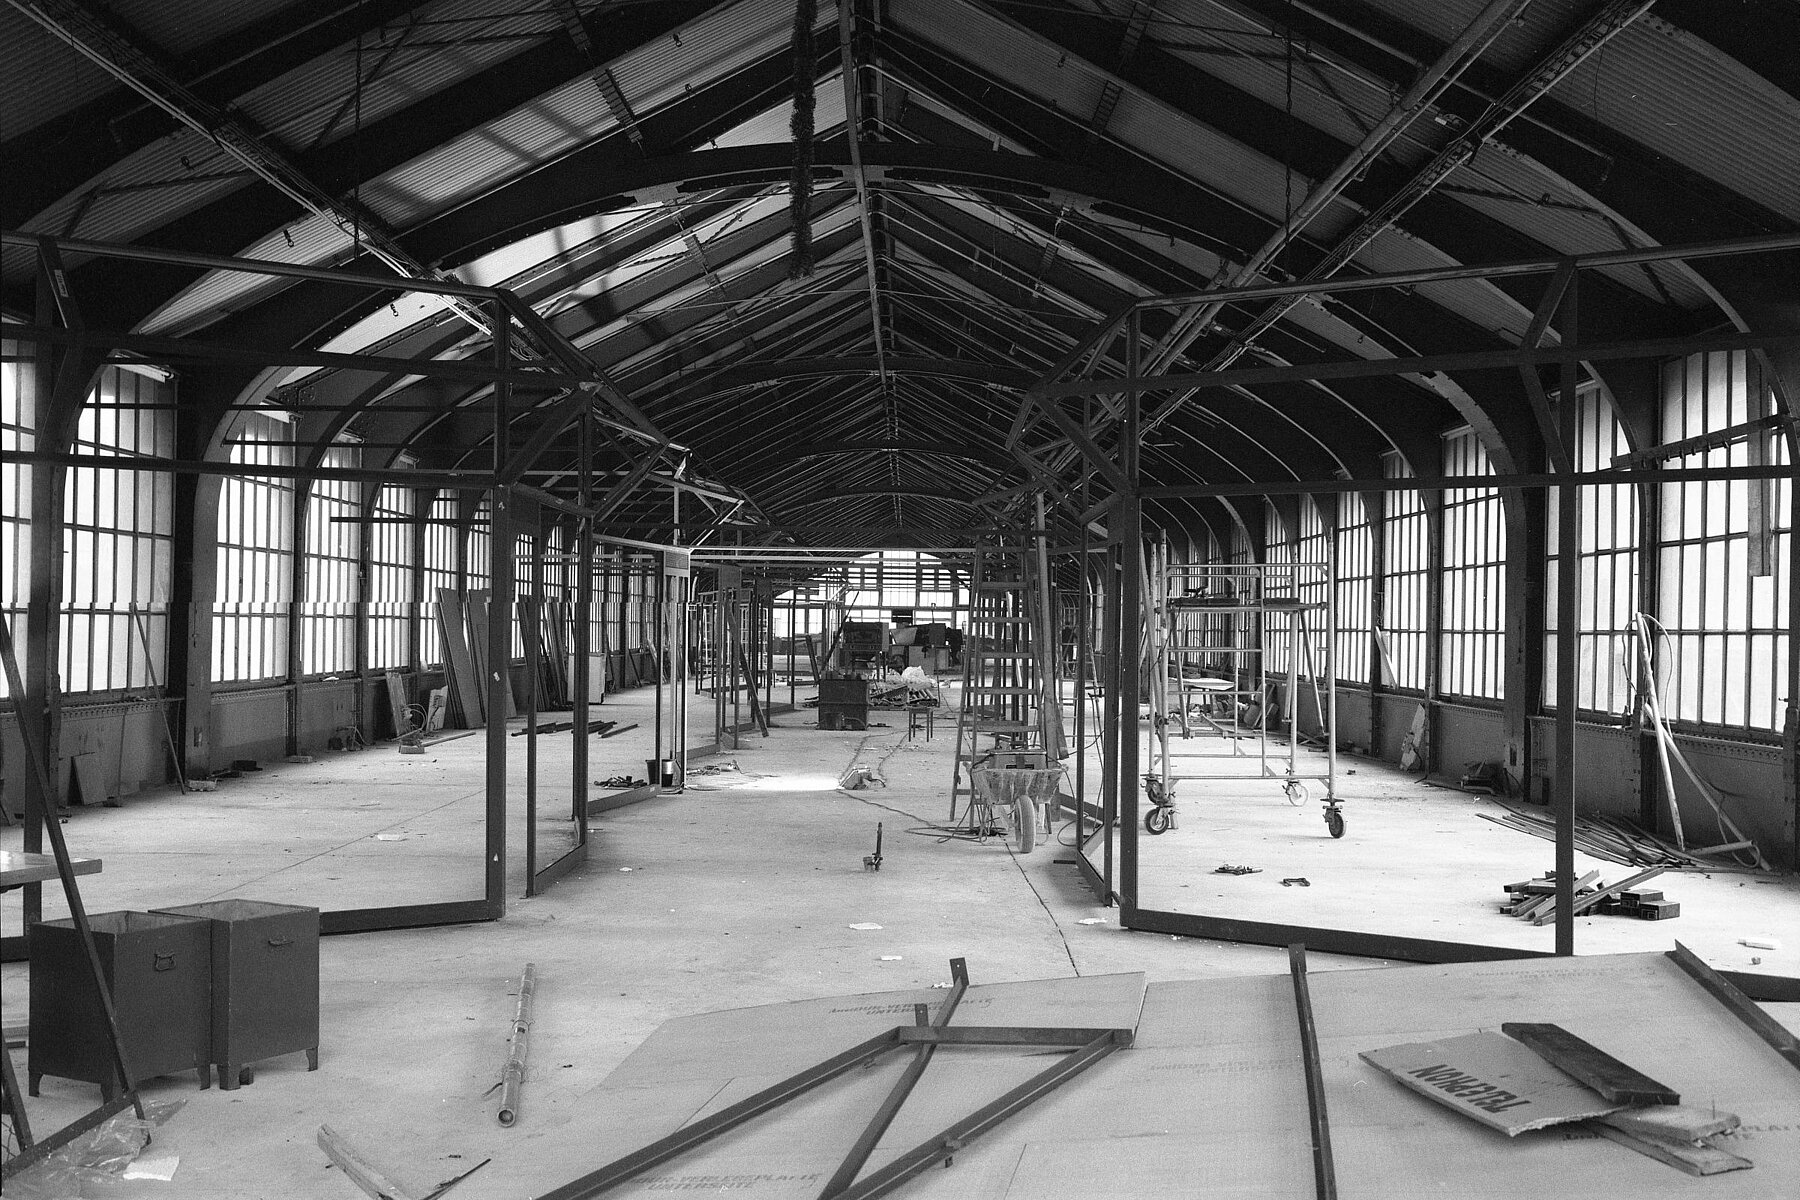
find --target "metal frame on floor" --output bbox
[535,959,1134,1200]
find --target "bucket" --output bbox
[645,758,676,787]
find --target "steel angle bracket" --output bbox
[537,959,1134,1200]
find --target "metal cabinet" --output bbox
[817,676,869,730]
[152,900,320,1089]
[29,910,212,1099]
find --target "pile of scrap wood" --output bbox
[1500,867,1675,926]
[1477,801,1759,871]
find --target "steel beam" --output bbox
[1134,232,1800,313]
[1036,329,1800,399]
[1138,464,1792,499]
[1142,0,1536,375]
[1288,945,1338,1200]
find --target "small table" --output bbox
[0,851,102,890]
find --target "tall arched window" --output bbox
[56,368,175,693]
[367,482,415,671]
[1440,429,1505,700]
[1334,492,1374,685]
[420,489,459,668]
[1654,350,1791,729]
[1379,452,1429,692]
[0,349,30,697]
[214,412,295,683]
[300,437,360,676]
[1545,386,1639,714]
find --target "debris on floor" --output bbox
[1363,1024,1753,1176]
[1280,877,1311,887]
[5,1098,184,1199]
[122,1151,181,1181]
[1500,867,1677,924]
[848,922,883,931]
[318,1123,424,1200]
[1213,864,1261,875]
[1479,801,1759,872]
[838,764,878,790]
[496,963,537,1127]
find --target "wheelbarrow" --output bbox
[969,767,1063,854]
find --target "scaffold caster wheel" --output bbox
[1284,780,1309,807]
[1324,807,1345,839]
[1145,806,1172,835]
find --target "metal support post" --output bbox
[485,303,513,918]
[1553,276,1581,955]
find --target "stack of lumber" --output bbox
[1500,867,1672,926]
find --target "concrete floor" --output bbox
[3,684,1796,1197]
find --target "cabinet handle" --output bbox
[268,936,293,948]
[153,952,176,971]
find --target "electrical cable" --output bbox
[1004,837,1082,978]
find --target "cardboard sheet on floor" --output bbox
[1360,1030,1624,1134]
[451,955,1797,1199]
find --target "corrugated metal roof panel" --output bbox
[0,3,128,137]
[109,0,292,56]
[1361,0,1799,222]
[707,74,848,150]
[1552,16,1800,224]
[890,0,1111,127]
[612,0,825,117]
[1148,0,1453,171]
[1360,0,1583,77]
[895,0,1362,239]
[1352,226,1537,344]
[133,0,828,330]
[1107,90,1360,238]
[1446,144,1709,309]
[9,124,254,282]
[138,210,354,336]
[357,77,617,224]
[234,0,561,152]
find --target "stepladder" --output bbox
[948,539,1065,846]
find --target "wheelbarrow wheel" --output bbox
[1014,798,1037,854]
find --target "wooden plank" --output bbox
[436,589,482,726]
[1541,867,1667,926]
[1518,870,1598,922]
[384,670,411,736]
[1586,1121,1752,1176]
[69,751,114,807]
[1501,1023,1680,1105]
[317,1123,422,1200]
[1599,1104,1739,1143]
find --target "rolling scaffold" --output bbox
[1147,550,1344,837]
